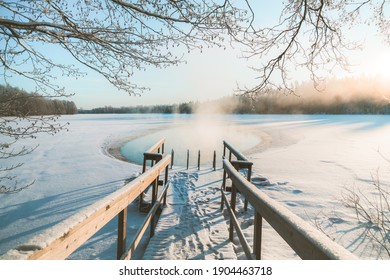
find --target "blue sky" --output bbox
[2,1,390,109]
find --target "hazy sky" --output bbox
[3,1,390,109]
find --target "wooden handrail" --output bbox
[222,140,252,211]
[140,139,166,211]
[223,158,358,260]
[2,154,171,260]
[223,140,249,161]
[147,137,165,154]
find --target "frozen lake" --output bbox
[1,113,390,259]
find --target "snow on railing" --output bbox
[2,139,170,260]
[221,141,358,260]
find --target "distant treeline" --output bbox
[236,77,390,114]
[81,94,390,115]
[79,102,194,114]
[231,95,390,114]
[81,76,390,115]
[0,85,78,116]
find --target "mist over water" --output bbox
[119,75,390,166]
[189,76,390,115]
[120,115,261,166]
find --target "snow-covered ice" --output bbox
[1,114,389,260]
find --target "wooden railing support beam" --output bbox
[254,212,262,260]
[117,208,127,259]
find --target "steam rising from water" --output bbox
[120,115,261,166]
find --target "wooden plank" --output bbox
[223,159,358,260]
[20,155,171,260]
[143,152,163,162]
[231,160,253,170]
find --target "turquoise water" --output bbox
[120,121,261,166]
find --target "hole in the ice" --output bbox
[120,125,261,166]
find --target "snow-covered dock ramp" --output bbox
[142,168,237,260]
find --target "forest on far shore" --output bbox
[80,77,390,115]
[0,85,78,116]
[3,76,390,116]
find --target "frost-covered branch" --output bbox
[342,173,390,257]
[240,0,390,96]
[0,0,253,97]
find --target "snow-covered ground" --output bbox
[1,114,389,260]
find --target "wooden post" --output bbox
[197,150,200,170]
[186,149,189,170]
[229,182,237,241]
[231,160,253,212]
[140,156,147,211]
[152,178,158,205]
[213,150,216,171]
[163,165,169,205]
[162,143,165,154]
[142,157,147,173]
[244,164,252,211]
[117,208,127,259]
[220,169,227,210]
[150,177,158,238]
[140,152,163,212]
[171,149,174,169]
[254,212,263,260]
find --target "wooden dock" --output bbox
[1,138,358,260]
[143,169,237,260]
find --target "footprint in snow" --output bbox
[328,217,345,224]
[291,189,303,194]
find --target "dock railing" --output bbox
[139,137,166,211]
[2,139,170,260]
[220,141,358,260]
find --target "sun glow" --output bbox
[358,50,390,79]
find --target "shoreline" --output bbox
[106,137,133,163]
[104,124,176,164]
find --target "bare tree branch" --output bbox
[1,0,253,96]
[0,0,253,193]
[240,0,390,96]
